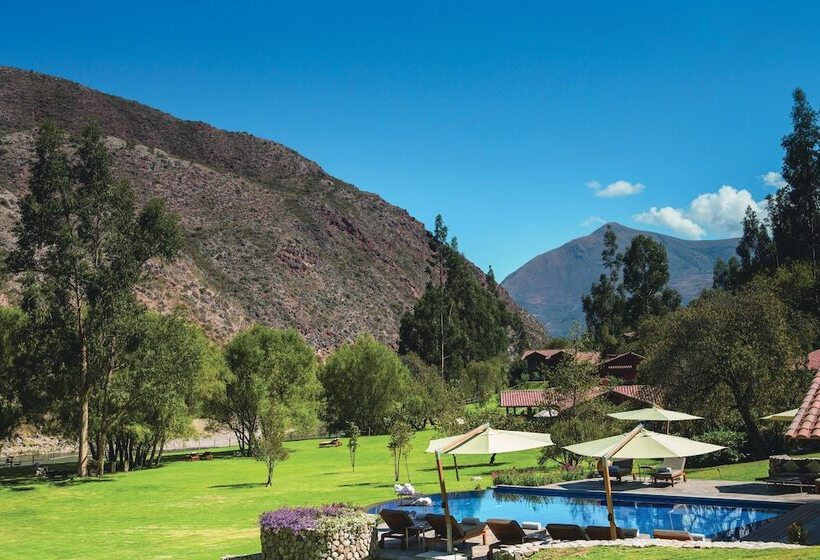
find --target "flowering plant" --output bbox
[259,504,360,536]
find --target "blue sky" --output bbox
[3,1,820,279]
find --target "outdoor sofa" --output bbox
[756,455,820,491]
[597,458,635,483]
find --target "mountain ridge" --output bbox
[0,67,546,352]
[501,222,738,335]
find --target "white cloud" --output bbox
[633,185,767,239]
[687,185,766,235]
[588,179,645,198]
[762,171,786,189]
[634,207,706,239]
[581,216,606,228]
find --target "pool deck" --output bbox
[545,477,820,504]
[375,479,820,558]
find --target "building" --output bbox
[598,352,644,383]
[521,349,644,383]
[522,349,601,373]
[787,349,820,440]
[499,384,663,417]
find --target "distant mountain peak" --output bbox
[501,225,738,336]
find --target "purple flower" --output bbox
[260,504,355,535]
[260,507,319,534]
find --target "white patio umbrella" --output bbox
[760,408,799,422]
[608,406,702,433]
[427,423,553,554]
[564,426,725,540]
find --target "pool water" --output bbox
[370,488,792,541]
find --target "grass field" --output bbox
[0,431,542,560]
[0,431,814,560]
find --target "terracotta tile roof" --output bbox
[786,369,820,440]
[500,384,661,411]
[808,349,820,371]
[610,384,663,406]
[500,389,549,408]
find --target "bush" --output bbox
[492,465,593,486]
[687,429,748,467]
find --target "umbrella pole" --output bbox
[435,450,453,554]
[601,457,616,540]
[601,424,645,540]
[666,420,670,434]
[453,455,460,481]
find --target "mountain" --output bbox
[0,67,546,352]
[501,223,738,336]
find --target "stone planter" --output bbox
[260,516,378,560]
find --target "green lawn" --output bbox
[1,432,814,560]
[0,431,542,560]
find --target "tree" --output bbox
[712,256,742,290]
[0,308,27,454]
[101,312,206,470]
[400,353,461,429]
[7,121,183,476]
[583,228,679,351]
[347,422,360,472]
[209,326,320,456]
[582,226,626,353]
[399,216,519,378]
[770,88,820,272]
[255,403,290,487]
[541,349,598,415]
[320,334,412,434]
[640,280,813,455]
[388,418,413,482]
[456,356,508,405]
[622,235,681,326]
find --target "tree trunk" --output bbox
[266,462,273,487]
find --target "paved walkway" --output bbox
[546,478,820,504]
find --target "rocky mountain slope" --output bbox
[501,222,738,336]
[0,67,546,352]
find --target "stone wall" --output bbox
[260,520,378,560]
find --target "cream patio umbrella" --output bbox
[427,424,553,554]
[761,408,799,422]
[608,406,702,433]
[564,426,725,540]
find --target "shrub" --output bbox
[259,504,366,536]
[687,429,748,467]
[491,465,593,487]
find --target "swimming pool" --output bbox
[369,487,793,541]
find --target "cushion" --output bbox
[655,467,673,475]
[781,460,800,473]
[522,522,542,530]
[805,460,820,474]
[462,517,480,526]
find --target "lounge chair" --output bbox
[654,529,706,541]
[486,519,547,558]
[585,525,638,540]
[378,509,431,549]
[319,438,341,448]
[596,458,634,483]
[546,523,588,541]
[651,457,686,486]
[425,514,487,550]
